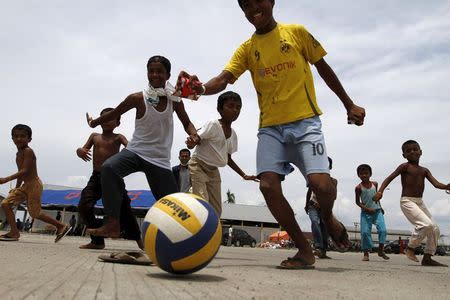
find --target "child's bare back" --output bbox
[15,146,38,183]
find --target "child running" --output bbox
[77,108,143,250]
[374,140,450,267]
[355,164,389,261]
[85,55,198,238]
[0,124,71,242]
[175,0,365,268]
[186,91,257,216]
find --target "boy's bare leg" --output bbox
[1,203,20,239]
[405,247,419,262]
[308,173,349,250]
[86,218,120,238]
[422,254,448,267]
[259,172,315,266]
[36,212,68,233]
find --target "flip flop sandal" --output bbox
[55,225,72,243]
[98,251,153,266]
[277,257,315,270]
[0,235,19,241]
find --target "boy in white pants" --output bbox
[374,140,450,267]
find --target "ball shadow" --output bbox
[147,272,226,282]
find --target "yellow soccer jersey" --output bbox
[225,23,327,128]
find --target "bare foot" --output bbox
[86,219,120,238]
[405,247,419,262]
[79,243,105,250]
[378,251,390,260]
[362,253,369,261]
[422,255,448,267]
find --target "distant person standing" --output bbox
[69,215,77,235]
[227,226,233,246]
[355,164,389,261]
[399,236,405,254]
[16,219,23,231]
[56,211,62,222]
[172,148,192,193]
[24,218,31,232]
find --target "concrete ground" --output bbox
[0,232,449,300]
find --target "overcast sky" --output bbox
[1,1,449,241]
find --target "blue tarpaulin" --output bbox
[41,190,156,209]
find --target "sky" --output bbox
[1,1,449,241]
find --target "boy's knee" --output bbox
[101,161,114,175]
[309,177,335,197]
[259,180,275,196]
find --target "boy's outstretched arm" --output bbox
[176,71,235,96]
[0,148,34,185]
[173,101,199,145]
[374,164,406,201]
[76,133,95,162]
[119,134,128,148]
[424,169,450,190]
[87,94,141,128]
[227,154,258,182]
[314,58,365,126]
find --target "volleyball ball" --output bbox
[141,193,222,274]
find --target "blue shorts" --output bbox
[256,116,329,180]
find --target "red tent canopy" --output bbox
[269,231,290,242]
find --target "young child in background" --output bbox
[374,140,449,267]
[355,164,389,261]
[77,108,143,250]
[186,91,257,216]
[0,124,70,242]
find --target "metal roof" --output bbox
[221,202,277,224]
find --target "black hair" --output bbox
[357,164,372,176]
[147,55,171,75]
[179,148,191,156]
[100,107,120,122]
[11,124,32,138]
[217,91,242,111]
[238,0,274,9]
[402,140,420,152]
[328,157,333,170]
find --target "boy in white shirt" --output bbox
[186,91,257,216]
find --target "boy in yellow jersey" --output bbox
[176,0,365,269]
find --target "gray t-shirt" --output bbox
[179,166,191,193]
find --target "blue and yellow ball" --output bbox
[141,193,222,274]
